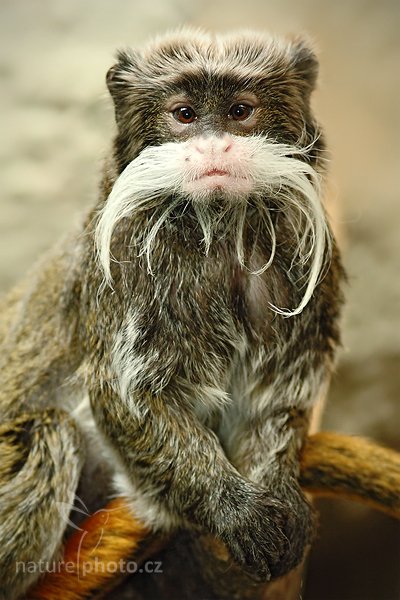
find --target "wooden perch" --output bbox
[29,432,400,600]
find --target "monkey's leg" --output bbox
[90,386,301,581]
[0,409,84,600]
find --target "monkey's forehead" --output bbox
[142,29,292,71]
[117,29,313,92]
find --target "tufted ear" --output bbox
[288,36,319,94]
[106,48,141,104]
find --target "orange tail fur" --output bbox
[29,498,149,600]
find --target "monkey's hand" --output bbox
[215,481,315,581]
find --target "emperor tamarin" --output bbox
[0,29,344,597]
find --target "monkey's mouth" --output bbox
[197,168,230,179]
[185,167,253,197]
[203,168,229,177]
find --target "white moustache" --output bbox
[95,134,331,316]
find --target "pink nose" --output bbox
[194,134,233,155]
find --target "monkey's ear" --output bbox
[288,37,319,93]
[106,49,141,102]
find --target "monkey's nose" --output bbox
[194,135,234,156]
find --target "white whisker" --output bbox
[95,134,331,316]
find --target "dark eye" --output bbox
[229,103,254,121]
[173,106,197,124]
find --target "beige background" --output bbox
[1,1,399,598]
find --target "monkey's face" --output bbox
[106,30,322,200]
[97,30,330,315]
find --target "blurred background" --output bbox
[0,1,399,598]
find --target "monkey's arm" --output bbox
[28,432,400,600]
[221,375,321,577]
[0,238,83,417]
[220,271,343,576]
[90,385,297,581]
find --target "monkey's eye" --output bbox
[229,103,254,121]
[173,106,197,124]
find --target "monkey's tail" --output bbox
[300,431,400,518]
[28,497,151,600]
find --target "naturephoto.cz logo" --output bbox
[15,558,162,577]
